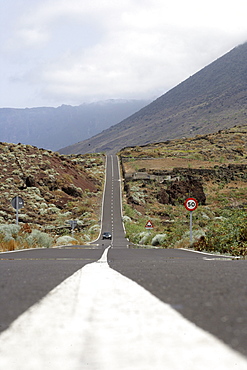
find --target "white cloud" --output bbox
[1,0,247,107]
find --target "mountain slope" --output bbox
[0,99,149,151]
[118,124,247,258]
[60,42,247,155]
[0,142,104,239]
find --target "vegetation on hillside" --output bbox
[1,124,246,256]
[0,142,105,251]
[119,125,247,257]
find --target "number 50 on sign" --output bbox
[184,198,198,245]
[184,198,198,212]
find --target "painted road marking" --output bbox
[0,249,246,369]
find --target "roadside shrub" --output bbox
[0,224,20,241]
[26,230,53,248]
[151,233,167,246]
[88,224,100,239]
[123,204,138,220]
[130,185,146,204]
[0,224,53,250]
[123,215,132,223]
[89,224,100,234]
[139,231,150,244]
[5,239,17,251]
[193,210,247,256]
[125,222,145,243]
[56,235,77,246]
[174,229,205,249]
[131,231,151,245]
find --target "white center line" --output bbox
[0,249,246,369]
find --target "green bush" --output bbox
[139,231,151,244]
[0,224,54,250]
[125,222,145,242]
[151,234,167,246]
[0,224,20,241]
[122,215,132,223]
[26,230,53,248]
[123,204,138,220]
[56,235,77,246]
[193,210,247,256]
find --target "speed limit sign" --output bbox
[184,198,198,211]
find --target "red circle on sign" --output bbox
[184,198,198,211]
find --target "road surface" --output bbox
[0,154,246,369]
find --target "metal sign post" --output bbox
[184,198,198,245]
[190,211,193,245]
[11,196,24,225]
[67,220,78,235]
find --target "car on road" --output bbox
[102,232,112,240]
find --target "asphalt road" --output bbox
[0,154,124,332]
[99,154,129,248]
[108,248,247,358]
[0,154,246,368]
[0,247,103,332]
[101,155,247,358]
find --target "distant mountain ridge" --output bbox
[0,99,149,150]
[60,42,247,155]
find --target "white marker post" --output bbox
[184,198,198,245]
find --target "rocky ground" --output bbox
[0,142,105,248]
[119,125,247,256]
[1,125,246,255]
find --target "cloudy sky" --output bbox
[1,0,247,108]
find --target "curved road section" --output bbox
[0,155,246,369]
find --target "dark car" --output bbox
[102,232,112,240]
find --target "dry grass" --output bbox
[119,125,247,255]
[124,157,227,173]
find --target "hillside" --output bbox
[0,99,149,151]
[119,125,247,256]
[60,42,247,155]
[0,142,105,249]
[1,126,246,254]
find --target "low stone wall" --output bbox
[125,164,247,183]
